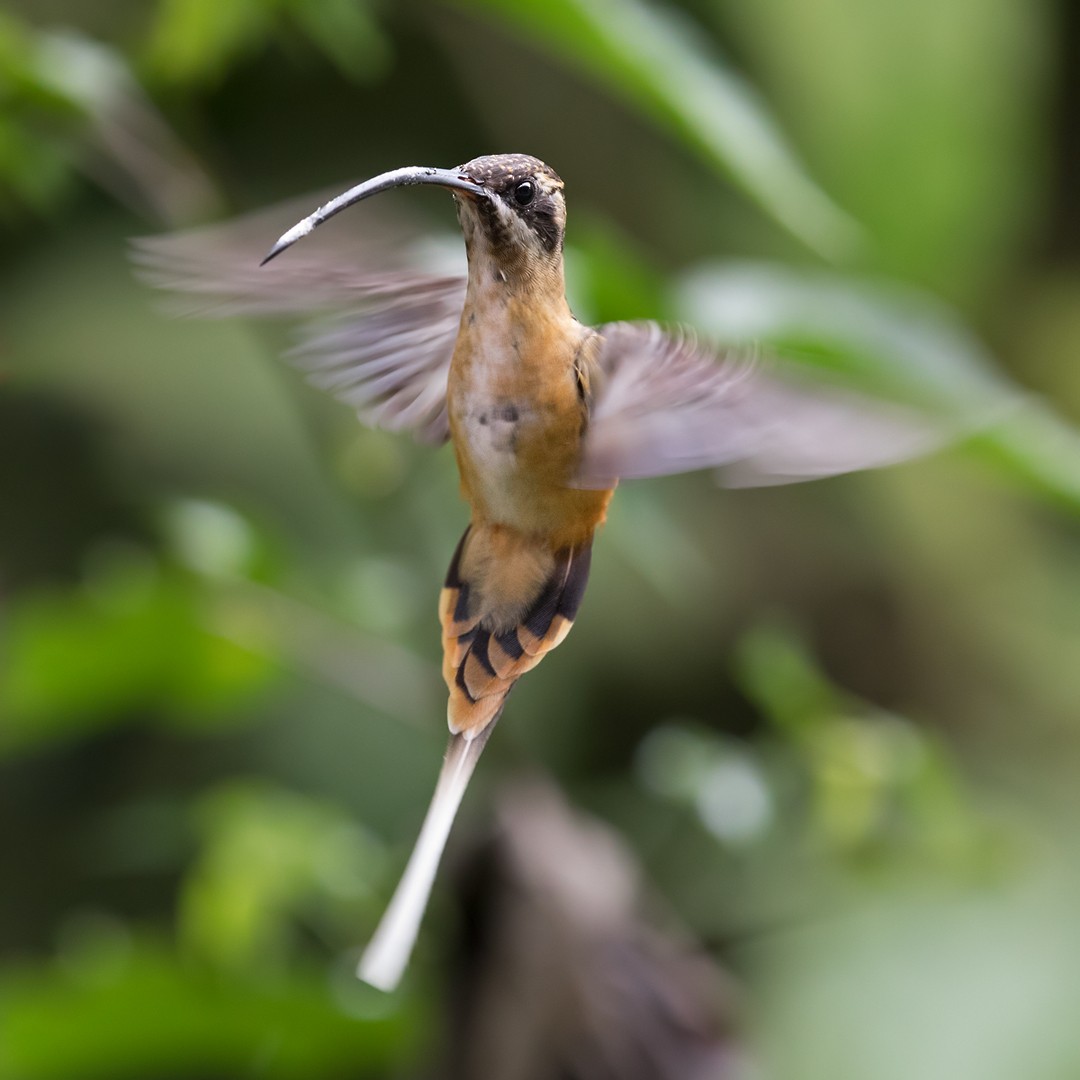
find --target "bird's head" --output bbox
[260,153,567,293]
[452,154,566,285]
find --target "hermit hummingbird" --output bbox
[138,153,938,991]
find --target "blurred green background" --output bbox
[3,0,1080,1076]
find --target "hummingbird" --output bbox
[138,153,937,991]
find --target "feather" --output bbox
[131,203,465,444]
[358,729,491,991]
[440,526,593,736]
[578,321,945,488]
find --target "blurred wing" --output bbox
[287,282,464,444]
[132,198,466,444]
[578,321,944,488]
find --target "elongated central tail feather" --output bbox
[358,728,492,991]
[359,524,594,991]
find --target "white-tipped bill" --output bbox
[260,165,488,265]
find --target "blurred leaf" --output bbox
[680,262,1080,513]
[0,553,271,753]
[286,0,390,82]
[35,30,222,223]
[0,116,74,214]
[680,261,1007,408]
[754,884,1080,1080]
[808,716,925,851]
[180,781,385,971]
[734,620,996,869]
[164,499,260,580]
[734,618,837,738]
[637,723,774,847]
[565,213,672,325]
[0,15,218,221]
[0,938,416,1080]
[964,405,1080,516]
[0,15,87,117]
[714,0,1045,295]
[144,0,389,87]
[461,0,862,260]
[0,14,86,215]
[143,0,273,85]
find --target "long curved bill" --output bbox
[260,166,488,265]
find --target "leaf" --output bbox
[0,558,271,755]
[680,261,1005,405]
[143,0,272,86]
[180,781,386,972]
[0,939,414,1080]
[287,0,391,82]
[459,0,861,260]
[711,0,1043,296]
[145,0,390,88]
[678,261,1080,512]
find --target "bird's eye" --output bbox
[512,181,535,206]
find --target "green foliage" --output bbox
[716,0,1044,297]
[179,781,385,972]
[0,937,418,1079]
[0,549,272,752]
[2,0,1079,1076]
[0,14,88,214]
[734,620,996,869]
[679,263,1080,512]
[465,0,861,259]
[143,0,389,86]
[636,619,1001,879]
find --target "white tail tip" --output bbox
[357,732,487,991]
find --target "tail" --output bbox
[359,524,593,991]
[440,524,593,735]
[358,728,492,991]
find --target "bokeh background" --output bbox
[3,0,1080,1077]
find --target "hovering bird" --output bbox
[137,153,938,991]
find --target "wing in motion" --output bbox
[135,216,946,480]
[285,281,464,444]
[578,321,946,489]
[132,202,466,445]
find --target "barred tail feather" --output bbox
[358,728,491,991]
[440,525,593,736]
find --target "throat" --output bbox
[462,231,567,310]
